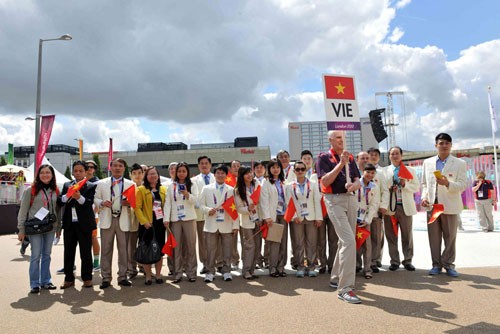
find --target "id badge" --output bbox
[153,200,163,220]
[396,187,403,202]
[249,209,259,223]
[35,207,49,220]
[71,207,78,222]
[216,209,225,222]
[276,200,284,214]
[478,190,484,198]
[177,204,186,220]
[357,208,366,224]
[300,202,309,217]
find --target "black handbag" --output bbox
[24,215,54,235]
[135,227,162,264]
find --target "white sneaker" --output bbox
[204,273,214,283]
[223,273,232,281]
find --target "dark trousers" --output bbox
[64,225,93,282]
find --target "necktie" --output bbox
[204,174,210,185]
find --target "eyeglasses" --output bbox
[86,165,95,169]
[294,168,306,172]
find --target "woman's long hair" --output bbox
[174,162,192,193]
[235,166,254,205]
[32,164,57,195]
[266,159,284,185]
[143,167,161,190]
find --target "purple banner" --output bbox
[326,121,360,131]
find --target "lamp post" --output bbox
[34,34,72,173]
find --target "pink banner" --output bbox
[107,138,113,170]
[36,115,55,173]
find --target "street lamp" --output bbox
[34,34,72,173]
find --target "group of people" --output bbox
[17,131,471,304]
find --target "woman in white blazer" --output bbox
[234,166,260,279]
[285,161,323,278]
[262,159,286,277]
[164,162,199,283]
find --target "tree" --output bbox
[64,166,71,179]
[93,154,104,179]
[0,156,6,166]
[123,161,130,180]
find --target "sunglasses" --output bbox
[87,165,95,169]
[295,167,306,172]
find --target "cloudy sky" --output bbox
[1,0,499,156]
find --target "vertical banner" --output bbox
[7,143,14,164]
[323,74,360,131]
[36,115,55,173]
[107,138,113,171]
[78,139,83,160]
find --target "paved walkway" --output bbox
[1,218,499,333]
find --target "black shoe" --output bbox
[370,265,380,273]
[356,267,362,273]
[216,266,223,273]
[270,272,279,278]
[188,277,196,282]
[30,287,40,294]
[145,280,152,285]
[155,278,164,284]
[404,264,416,271]
[279,271,287,277]
[200,267,209,275]
[99,281,111,289]
[318,267,326,274]
[389,264,399,271]
[118,279,132,287]
[42,283,57,290]
[291,265,298,270]
[376,261,382,268]
[128,272,138,280]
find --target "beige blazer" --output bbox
[381,164,419,216]
[421,155,467,215]
[192,173,215,221]
[284,179,323,222]
[163,182,199,222]
[259,179,279,222]
[94,177,135,232]
[357,180,381,224]
[200,183,239,233]
[374,168,390,212]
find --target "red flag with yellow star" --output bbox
[225,172,236,187]
[324,76,355,100]
[390,215,399,237]
[428,203,445,224]
[284,198,296,223]
[222,196,238,220]
[260,223,268,240]
[355,226,370,250]
[162,233,177,257]
[249,185,261,204]
[66,178,88,198]
[122,185,136,209]
[398,163,414,180]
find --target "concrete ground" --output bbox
[1,212,500,334]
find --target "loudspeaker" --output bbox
[369,108,387,143]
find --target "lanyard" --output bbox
[293,180,310,200]
[111,178,123,198]
[41,188,53,213]
[358,186,370,206]
[285,166,291,178]
[213,186,227,205]
[275,180,284,200]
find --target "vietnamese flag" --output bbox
[324,75,355,100]
[122,185,136,209]
[250,185,262,205]
[222,196,239,220]
[428,204,445,224]
[162,233,177,257]
[320,196,328,217]
[284,198,296,223]
[398,163,414,180]
[225,173,236,187]
[260,223,269,240]
[356,226,371,250]
[66,178,88,198]
[390,215,399,237]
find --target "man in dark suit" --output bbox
[58,161,97,289]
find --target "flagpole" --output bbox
[488,86,499,204]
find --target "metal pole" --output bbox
[488,87,500,203]
[34,39,43,173]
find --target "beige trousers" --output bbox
[384,205,413,266]
[101,217,128,282]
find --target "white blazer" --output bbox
[259,179,279,222]
[421,155,467,215]
[284,179,323,222]
[192,173,215,221]
[374,168,390,212]
[234,185,261,229]
[94,177,135,232]
[380,164,419,216]
[163,182,199,222]
[284,165,297,185]
[357,180,381,225]
[200,183,239,233]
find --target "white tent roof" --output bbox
[27,157,70,188]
